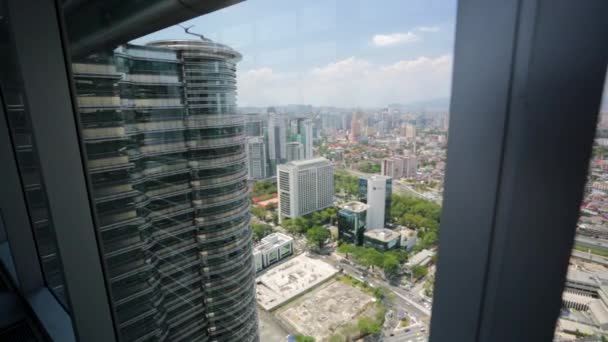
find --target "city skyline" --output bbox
[133,0,457,107]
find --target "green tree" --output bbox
[334,171,359,198]
[252,223,273,241]
[271,211,279,225]
[294,335,315,342]
[382,254,400,277]
[307,226,330,249]
[424,274,435,297]
[359,162,381,174]
[357,317,381,335]
[294,217,311,234]
[337,243,357,259]
[363,248,384,271]
[253,180,277,196]
[412,265,428,279]
[250,206,267,221]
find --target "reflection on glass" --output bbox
[69,37,256,341]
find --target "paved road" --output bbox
[384,326,428,342]
[575,236,608,251]
[571,249,608,266]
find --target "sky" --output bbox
[133,0,458,108]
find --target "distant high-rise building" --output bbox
[405,123,417,140]
[286,141,304,162]
[288,118,315,160]
[359,175,392,230]
[278,158,333,220]
[338,201,368,245]
[245,113,265,136]
[247,136,268,179]
[350,111,362,142]
[382,156,417,179]
[302,119,314,159]
[382,158,404,179]
[268,112,287,175]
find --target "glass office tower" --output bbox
[73,40,256,342]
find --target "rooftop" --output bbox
[255,232,293,253]
[279,157,331,170]
[367,174,391,181]
[341,201,368,213]
[408,249,435,267]
[255,254,338,311]
[364,228,400,242]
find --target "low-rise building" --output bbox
[253,232,294,272]
[407,249,435,268]
[399,227,417,252]
[337,201,368,245]
[363,228,401,251]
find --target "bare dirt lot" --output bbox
[276,278,376,341]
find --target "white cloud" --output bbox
[237,55,452,107]
[416,26,440,33]
[372,32,420,47]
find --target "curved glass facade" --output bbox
[73,40,256,342]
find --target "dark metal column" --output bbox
[5,0,116,341]
[430,1,608,341]
[0,91,43,292]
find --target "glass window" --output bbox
[555,74,608,341]
[61,0,458,340]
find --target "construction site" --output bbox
[276,278,377,340]
[256,253,338,311]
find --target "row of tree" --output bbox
[281,207,338,235]
[390,194,441,250]
[337,243,408,277]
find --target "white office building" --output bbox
[360,175,392,230]
[253,233,294,272]
[247,136,267,180]
[278,157,333,220]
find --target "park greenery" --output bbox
[334,171,359,197]
[252,180,277,197]
[390,194,441,250]
[252,223,273,242]
[337,243,408,277]
[358,161,381,173]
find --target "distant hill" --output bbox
[388,97,450,112]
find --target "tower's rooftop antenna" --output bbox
[178,24,207,40]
